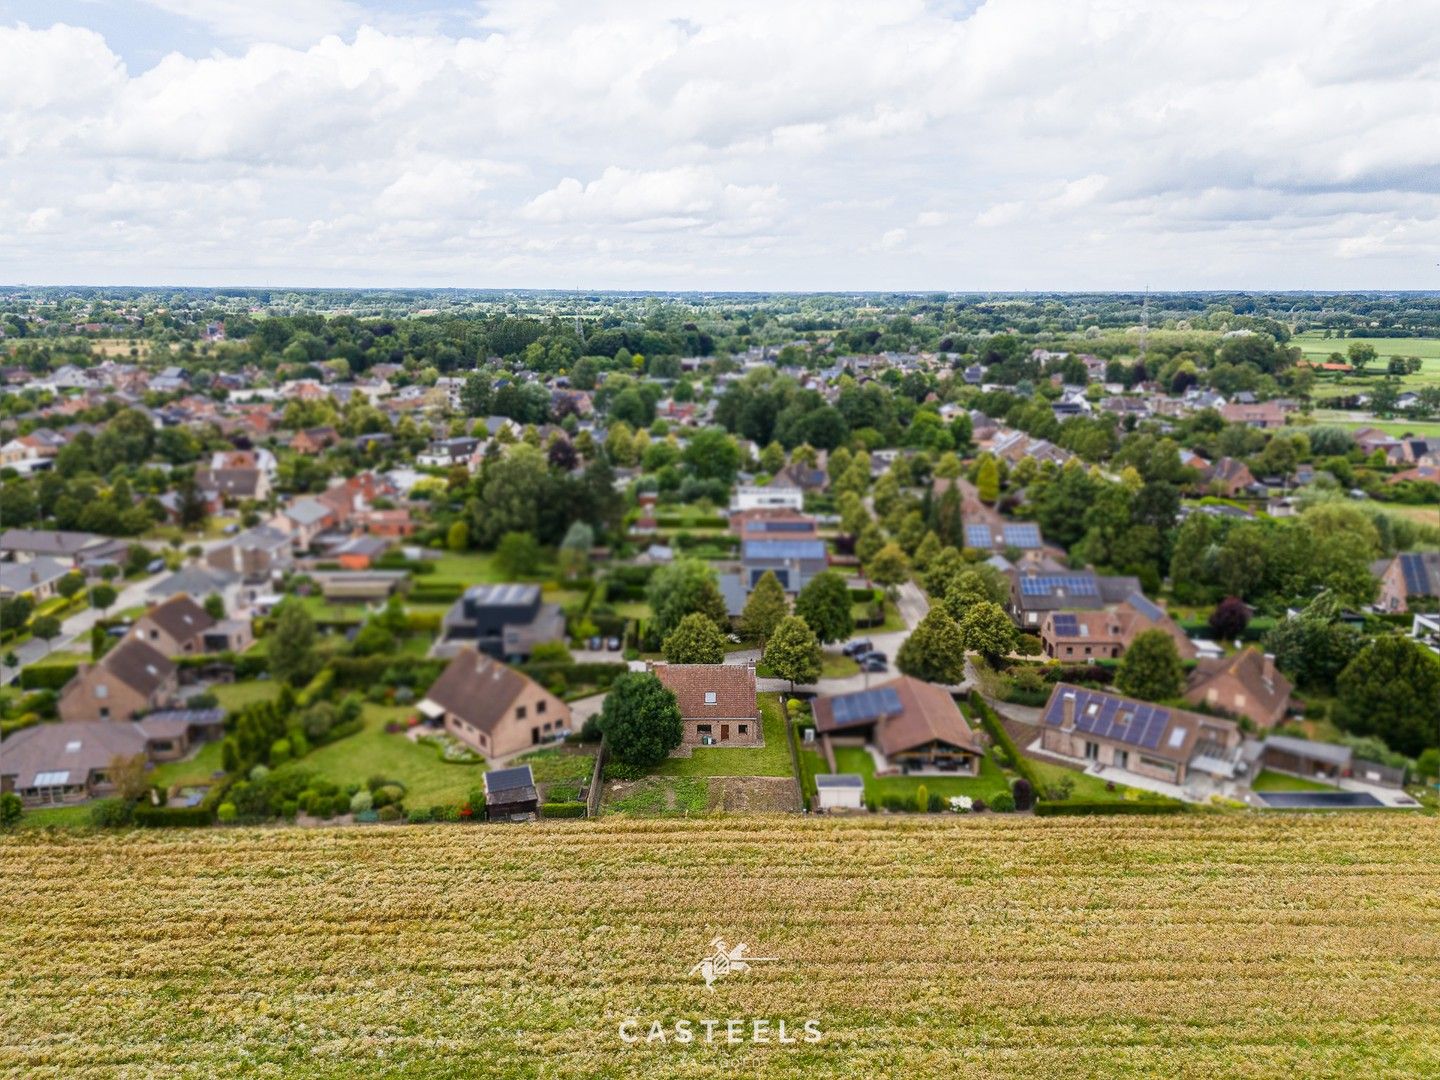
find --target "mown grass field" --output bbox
[3,816,1438,1077]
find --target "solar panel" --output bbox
[743,539,827,561]
[1002,523,1042,548]
[1052,614,1080,636]
[965,524,994,548]
[1020,574,1099,597]
[1061,689,1172,750]
[33,771,70,786]
[829,687,902,728]
[1125,592,1164,621]
[1401,553,1432,597]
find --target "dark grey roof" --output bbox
[484,764,538,804]
[0,721,148,790]
[148,565,238,598]
[463,583,540,606]
[1262,735,1352,767]
[815,773,864,788]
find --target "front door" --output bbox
[720,724,730,741]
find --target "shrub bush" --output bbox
[217,802,238,822]
[1012,778,1035,811]
[372,783,405,808]
[541,801,587,818]
[377,804,403,822]
[989,791,1016,813]
[350,790,374,814]
[89,798,135,827]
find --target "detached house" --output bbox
[813,676,984,773]
[650,662,761,748]
[58,640,178,723]
[419,647,571,761]
[1371,552,1440,613]
[131,594,252,657]
[1039,684,1243,786]
[1040,594,1197,662]
[1184,647,1293,729]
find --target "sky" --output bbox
[1,0,1438,292]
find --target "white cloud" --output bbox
[2,1,1439,288]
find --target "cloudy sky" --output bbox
[1,0,1438,291]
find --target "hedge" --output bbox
[1034,800,1187,817]
[968,692,1041,789]
[297,667,335,707]
[134,804,216,827]
[328,655,446,689]
[176,650,269,679]
[20,662,81,691]
[541,801,587,819]
[408,583,464,604]
[517,661,628,689]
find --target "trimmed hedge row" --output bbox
[1034,800,1187,817]
[541,801,586,819]
[517,661,629,688]
[968,691,1041,789]
[19,662,81,691]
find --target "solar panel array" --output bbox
[758,520,814,533]
[1002,523,1042,548]
[829,686,902,728]
[1125,592,1164,621]
[965,524,995,548]
[1053,690,1172,750]
[1401,553,1433,597]
[743,539,827,560]
[1019,574,1099,597]
[1052,614,1081,636]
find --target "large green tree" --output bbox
[740,570,788,644]
[956,601,1016,668]
[896,607,966,684]
[1115,629,1185,702]
[794,571,854,644]
[268,601,319,687]
[1336,636,1440,757]
[598,672,684,768]
[762,614,822,690]
[662,612,726,665]
[646,559,729,644]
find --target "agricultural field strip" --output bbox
[2,817,1440,1076]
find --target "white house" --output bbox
[731,484,805,513]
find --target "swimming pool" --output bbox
[1256,791,1385,809]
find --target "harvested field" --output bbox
[2,816,1439,1077]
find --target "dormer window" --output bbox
[704,691,717,705]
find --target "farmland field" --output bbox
[3,816,1439,1077]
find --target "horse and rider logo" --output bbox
[688,937,775,992]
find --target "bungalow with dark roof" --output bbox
[812,675,983,773]
[57,640,178,723]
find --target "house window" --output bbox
[99,707,110,720]
[738,724,748,735]
[536,700,546,715]
[1084,741,1099,761]
[697,724,713,734]
[1115,750,1129,769]
[516,705,527,719]
[704,692,717,705]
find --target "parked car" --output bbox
[146,558,165,574]
[587,636,603,651]
[860,656,888,673]
[842,639,874,658]
[857,650,888,665]
[605,636,622,651]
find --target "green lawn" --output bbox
[149,739,228,790]
[515,746,595,785]
[212,680,281,712]
[279,704,483,807]
[758,651,859,681]
[1252,769,1338,793]
[798,747,827,805]
[651,694,793,777]
[830,745,1012,804]
[854,598,907,634]
[17,803,94,828]
[604,776,709,815]
[1308,410,1440,438]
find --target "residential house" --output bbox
[131,595,216,656]
[1221,401,1289,429]
[812,676,984,773]
[1205,457,1256,497]
[1371,552,1440,613]
[196,465,270,503]
[206,525,292,582]
[730,484,805,513]
[272,499,336,551]
[1184,647,1292,729]
[650,662,761,748]
[57,639,178,723]
[419,647,570,761]
[438,583,567,661]
[772,461,828,493]
[290,426,339,455]
[0,556,71,601]
[1008,566,1141,628]
[1040,594,1198,662]
[417,436,480,468]
[0,714,219,806]
[1038,684,1243,785]
[0,429,66,472]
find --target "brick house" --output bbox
[1039,684,1242,786]
[1040,595,1198,662]
[57,640,178,723]
[812,675,983,773]
[649,662,761,748]
[1184,648,1293,729]
[1371,552,1440,613]
[419,647,571,761]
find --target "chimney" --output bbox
[1061,691,1076,731]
